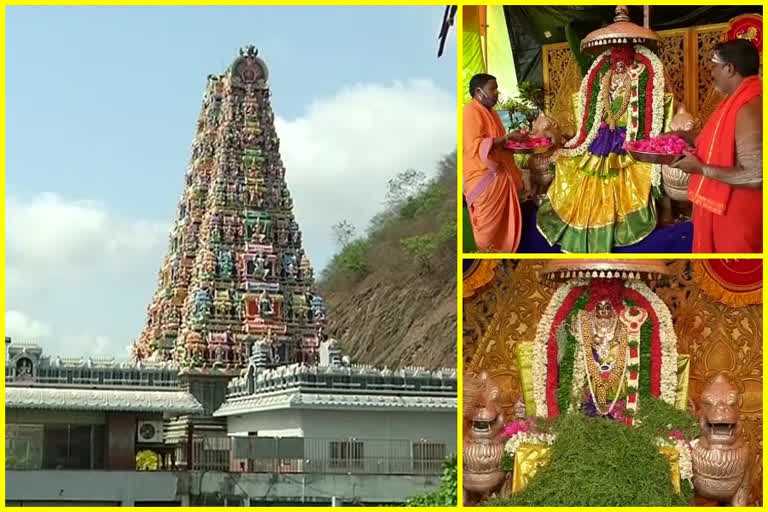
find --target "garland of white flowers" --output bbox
[635,45,665,138]
[554,45,667,190]
[626,280,679,405]
[656,436,694,482]
[504,431,557,458]
[553,51,611,159]
[635,45,666,188]
[532,279,589,417]
[568,323,588,413]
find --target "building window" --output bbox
[5,424,44,469]
[5,424,105,470]
[412,442,446,474]
[329,440,364,470]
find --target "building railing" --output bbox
[182,436,450,476]
[7,433,452,477]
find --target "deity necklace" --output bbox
[580,311,628,413]
[601,70,631,130]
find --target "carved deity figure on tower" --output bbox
[133,47,333,373]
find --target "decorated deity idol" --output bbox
[529,263,678,423]
[573,280,647,420]
[469,260,737,507]
[537,6,673,253]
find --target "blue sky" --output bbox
[5,6,457,358]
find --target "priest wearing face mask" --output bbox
[463,73,530,252]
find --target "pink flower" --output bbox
[669,430,685,442]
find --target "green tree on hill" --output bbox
[320,149,456,290]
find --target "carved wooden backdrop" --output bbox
[463,260,762,504]
[541,22,737,136]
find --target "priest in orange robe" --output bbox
[674,40,762,253]
[463,74,529,252]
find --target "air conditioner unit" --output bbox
[136,421,164,443]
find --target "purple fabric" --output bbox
[584,394,598,417]
[587,122,628,157]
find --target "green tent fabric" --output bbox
[462,7,485,104]
[487,5,519,101]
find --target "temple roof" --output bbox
[6,387,203,414]
[217,341,457,416]
[213,390,457,416]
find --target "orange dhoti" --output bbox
[463,99,524,252]
[689,76,763,253]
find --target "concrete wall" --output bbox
[7,470,443,506]
[192,470,443,505]
[226,409,303,437]
[300,409,455,445]
[226,408,456,460]
[6,471,180,506]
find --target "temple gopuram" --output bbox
[5,46,457,507]
[132,45,328,440]
[463,259,762,506]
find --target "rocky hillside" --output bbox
[317,151,457,370]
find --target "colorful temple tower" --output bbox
[132,46,327,439]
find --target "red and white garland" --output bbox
[621,306,648,424]
[532,278,679,418]
[532,280,588,417]
[554,51,611,159]
[634,45,666,187]
[625,280,679,406]
[553,44,667,190]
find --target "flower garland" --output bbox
[656,431,694,481]
[626,281,678,405]
[634,46,665,190]
[501,419,556,459]
[546,286,590,417]
[636,68,649,141]
[568,325,588,413]
[620,306,647,425]
[626,64,645,142]
[532,280,589,417]
[634,45,665,138]
[554,53,611,159]
[533,279,678,418]
[556,292,589,414]
[622,295,656,396]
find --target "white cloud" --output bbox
[54,334,114,358]
[6,193,168,270]
[276,79,456,270]
[5,79,457,358]
[5,310,51,340]
[5,193,169,357]
[6,192,169,298]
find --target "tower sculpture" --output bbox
[133,46,327,384]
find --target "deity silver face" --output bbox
[595,299,614,319]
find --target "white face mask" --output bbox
[476,88,495,108]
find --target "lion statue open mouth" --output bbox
[463,372,505,504]
[692,373,751,506]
